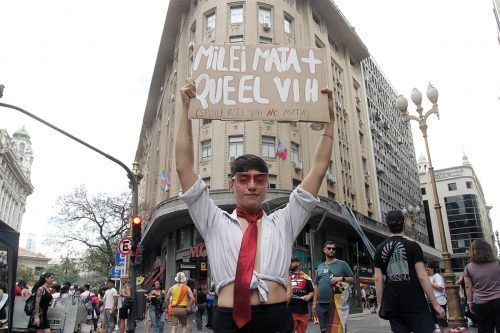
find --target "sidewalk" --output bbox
[134,309,477,333]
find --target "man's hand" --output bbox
[330,276,343,285]
[180,79,196,107]
[433,303,445,318]
[320,88,334,121]
[312,303,317,315]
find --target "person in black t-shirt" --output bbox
[289,257,314,333]
[374,210,445,333]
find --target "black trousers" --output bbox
[212,302,293,333]
[475,298,500,333]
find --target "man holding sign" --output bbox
[176,77,334,333]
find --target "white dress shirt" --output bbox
[180,177,319,301]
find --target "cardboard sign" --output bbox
[189,44,329,122]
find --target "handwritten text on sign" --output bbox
[189,44,329,122]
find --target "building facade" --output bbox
[419,155,496,272]
[361,57,428,244]
[0,127,34,231]
[135,0,440,289]
[494,0,500,44]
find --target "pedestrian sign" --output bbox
[118,236,132,255]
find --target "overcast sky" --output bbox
[1,0,499,256]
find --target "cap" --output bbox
[290,256,300,263]
[385,210,405,226]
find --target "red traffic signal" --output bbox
[131,215,142,225]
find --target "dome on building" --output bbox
[418,153,427,163]
[462,153,471,166]
[13,126,31,140]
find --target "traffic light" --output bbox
[131,215,142,244]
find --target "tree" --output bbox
[51,256,80,284]
[46,185,130,280]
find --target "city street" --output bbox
[134,309,477,333]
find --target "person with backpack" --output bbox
[28,272,55,333]
[81,284,96,327]
[165,272,194,333]
[205,286,215,330]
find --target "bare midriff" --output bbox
[217,281,287,308]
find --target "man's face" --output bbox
[426,267,433,276]
[107,282,114,289]
[230,170,268,213]
[323,244,336,258]
[290,261,300,272]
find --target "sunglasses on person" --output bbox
[232,172,268,186]
[326,247,336,251]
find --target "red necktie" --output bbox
[233,206,264,328]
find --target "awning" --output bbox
[141,267,165,287]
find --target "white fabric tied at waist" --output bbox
[215,273,286,302]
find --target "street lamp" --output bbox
[0,84,142,333]
[402,204,422,240]
[396,83,465,326]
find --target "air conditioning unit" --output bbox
[188,41,195,49]
[351,191,356,198]
[356,96,361,103]
[293,161,303,171]
[364,171,370,177]
[335,102,342,110]
[336,79,342,86]
[327,172,336,183]
[262,23,271,31]
[170,94,175,102]
[367,199,372,206]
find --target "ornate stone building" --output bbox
[135,0,439,288]
[0,127,34,231]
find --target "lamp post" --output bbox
[402,204,422,241]
[396,84,465,326]
[0,84,142,333]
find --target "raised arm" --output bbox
[176,79,199,192]
[299,88,335,196]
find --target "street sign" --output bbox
[115,252,126,265]
[111,266,123,278]
[118,236,132,255]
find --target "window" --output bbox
[259,7,272,26]
[312,13,320,26]
[269,175,277,189]
[466,181,473,189]
[201,140,212,161]
[259,36,273,44]
[421,187,426,195]
[202,119,212,125]
[230,6,244,24]
[229,136,244,158]
[230,35,244,44]
[291,142,299,163]
[261,136,276,158]
[448,183,457,191]
[206,11,216,31]
[292,178,301,189]
[284,15,293,34]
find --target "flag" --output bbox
[276,140,288,160]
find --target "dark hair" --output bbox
[63,281,72,287]
[426,263,436,271]
[53,284,61,292]
[32,272,54,293]
[153,280,162,289]
[385,210,405,234]
[323,241,336,249]
[186,279,195,289]
[107,279,114,284]
[469,239,496,263]
[61,285,69,294]
[18,279,27,289]
[83,284,91,290]
[290,257,300,263]
[230,154,268,177]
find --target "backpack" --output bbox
[24,294,36,316]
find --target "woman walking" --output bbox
[464,239,500,333]
[147,281,165,333]
[29,272,54,333]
